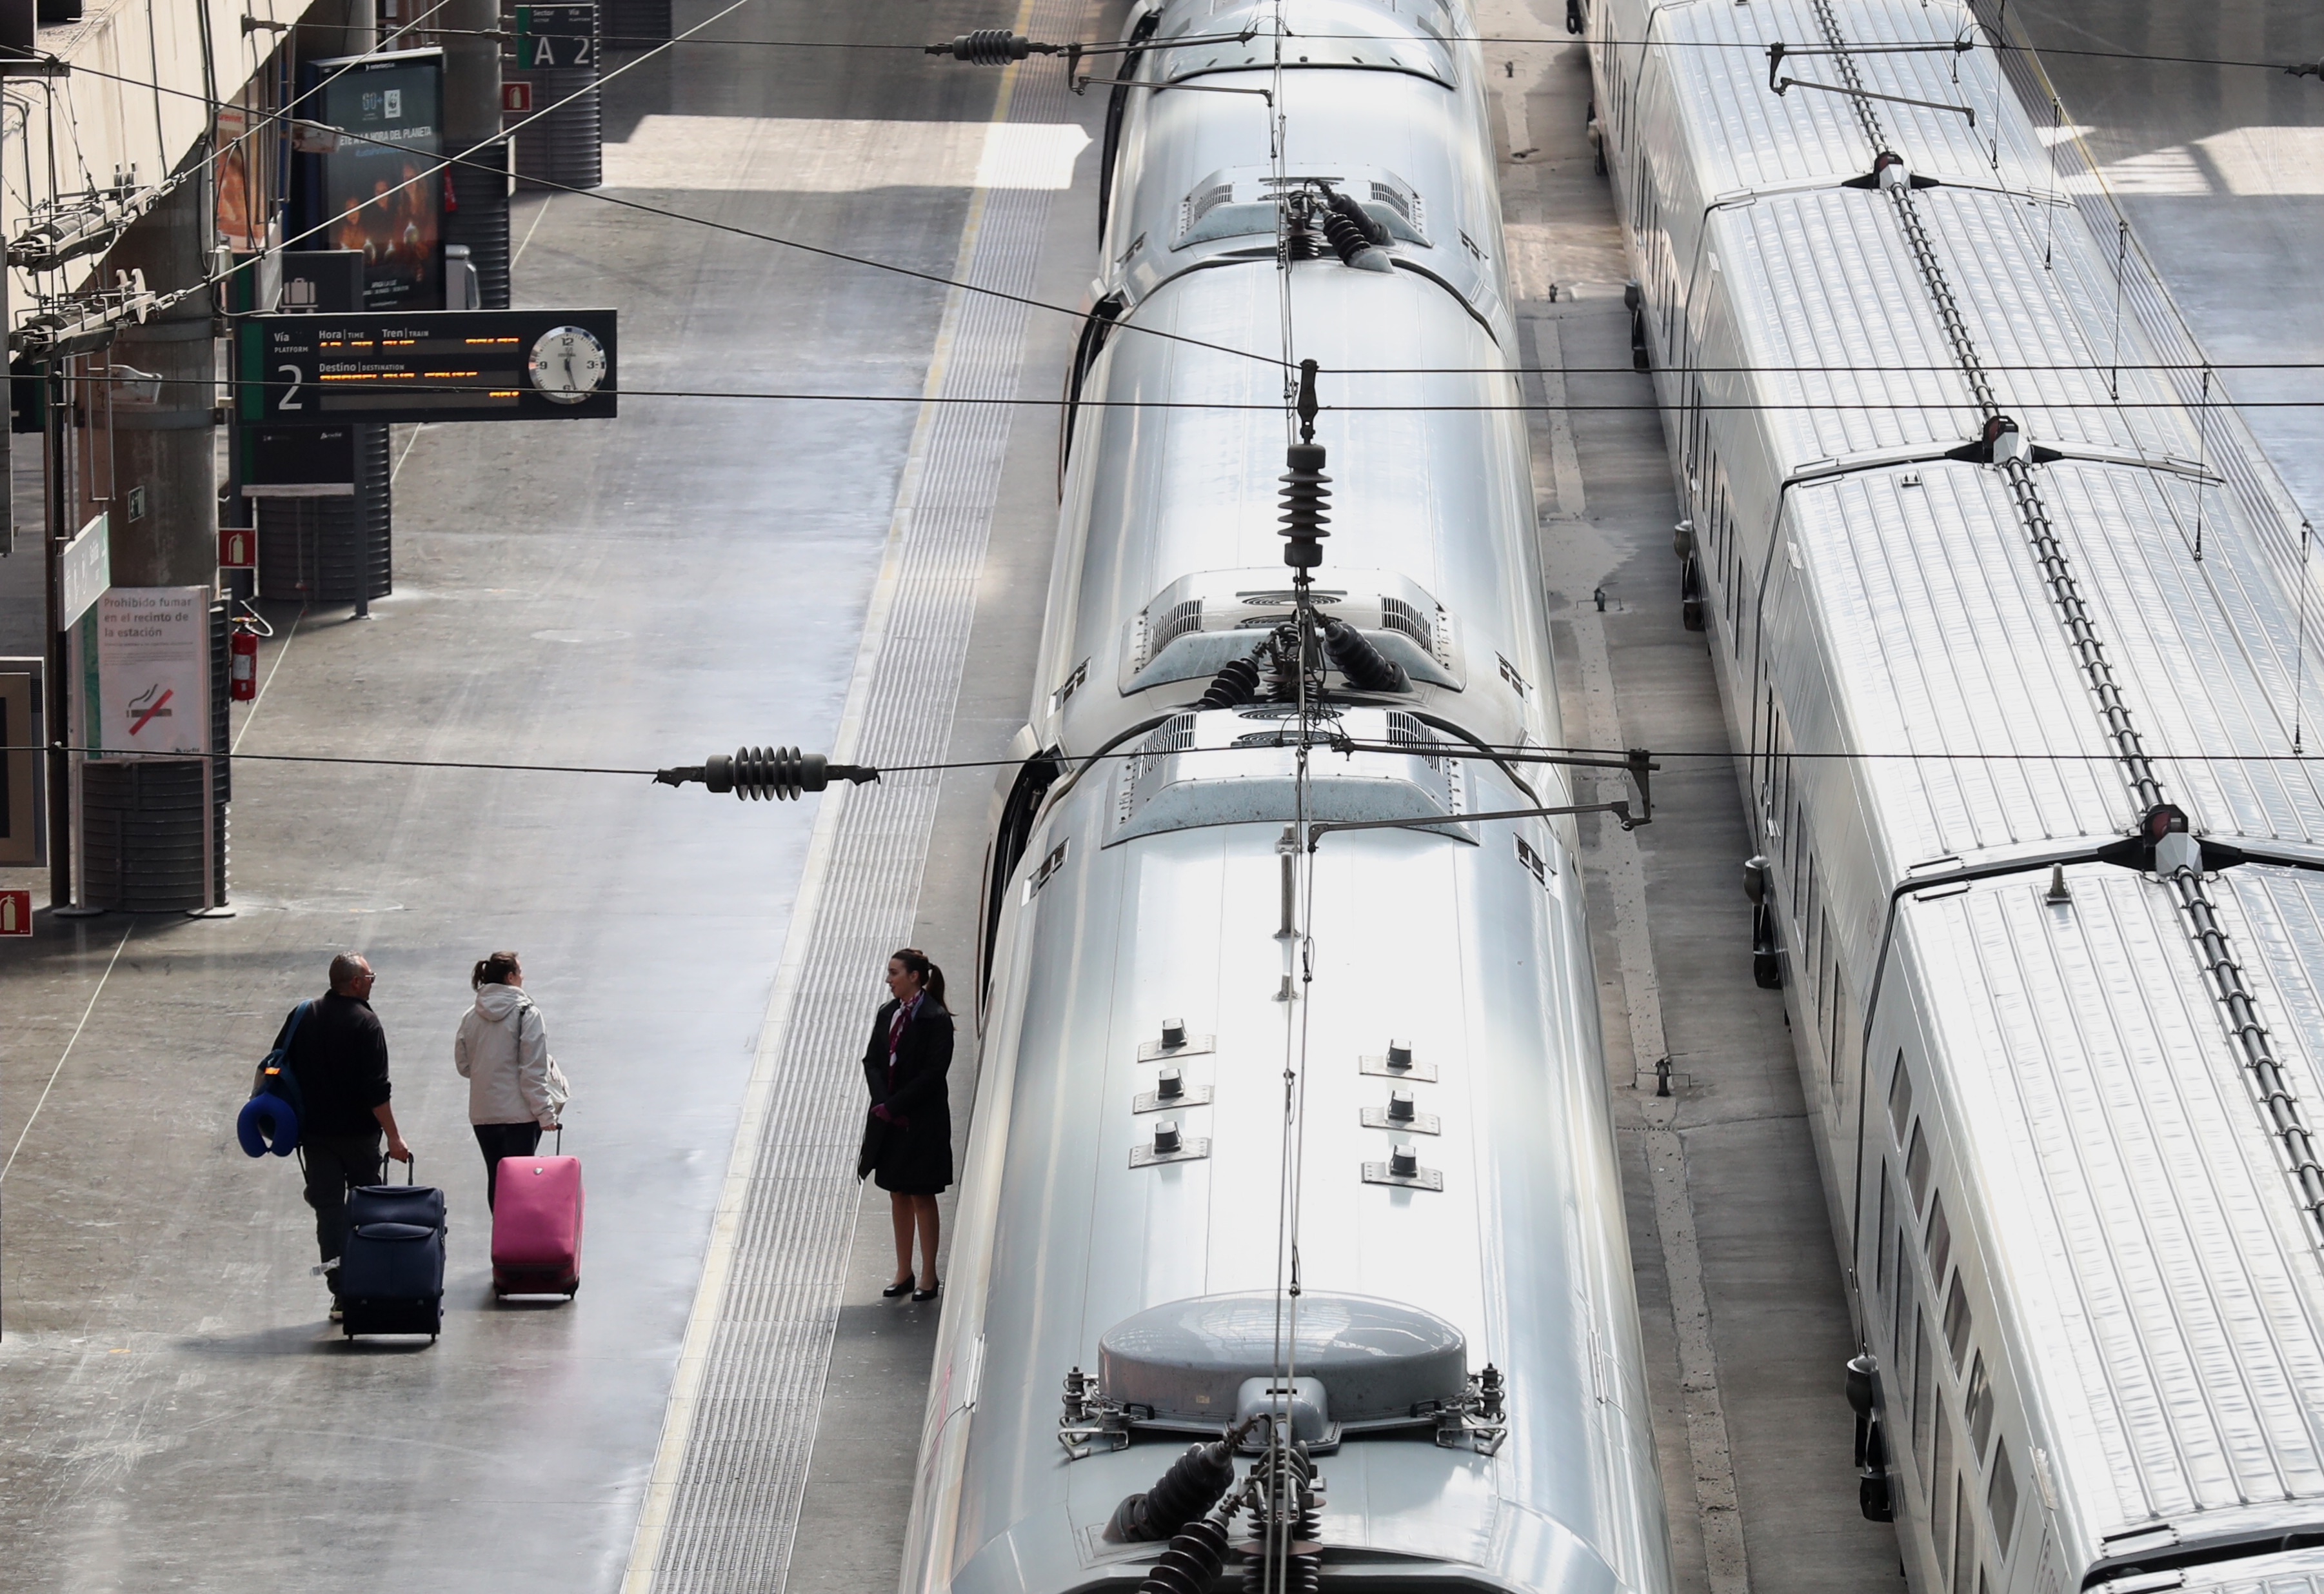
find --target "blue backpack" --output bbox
[237,1001,313,1158]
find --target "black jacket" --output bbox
[274,992,392,1138]
[860,997,954,1195]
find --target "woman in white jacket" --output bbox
[453,951,567,1207]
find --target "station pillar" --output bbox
[71,172,230,912]
[101,177,214,590]
[442,0,511,308]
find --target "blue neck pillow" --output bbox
[238,1091,300,1157]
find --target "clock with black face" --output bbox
[528,325,608,404]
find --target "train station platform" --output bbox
[3,3,2318,1593]
[0,0,1094,1587]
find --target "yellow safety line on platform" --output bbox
[617,2,1041,1584]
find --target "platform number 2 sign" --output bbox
[516,5,595,68]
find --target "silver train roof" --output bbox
[1603,0,2324,1573]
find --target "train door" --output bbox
[978,750,1064,1017]
[1058,294,1125,492]
[1096,12,1162,242]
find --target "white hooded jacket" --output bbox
[453,983,568,1128]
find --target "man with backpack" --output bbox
[270,953,412,1311]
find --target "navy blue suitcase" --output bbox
[339,1163,446,1340]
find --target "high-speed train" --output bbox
[898,2,1674,1591]
[1594,3,2324,1592]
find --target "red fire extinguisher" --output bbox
[230,614,263,701]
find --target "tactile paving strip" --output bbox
[641,4,1084,1588]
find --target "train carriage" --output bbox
[900,2,1677,1591]
[1592,3,2324,1591]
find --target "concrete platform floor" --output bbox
[0,0,1082,1588]
[3,3,2319,1593]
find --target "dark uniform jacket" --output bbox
[273,992,392,1138]
[859,997,954,1195]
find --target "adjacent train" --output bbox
[1594,3,2324,1591]
[899,2,1674,1591]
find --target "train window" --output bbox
[1965,1351,1994,1459]
[1925,1193,1952,1282]
[1987,1440,2019,1552]
[1943,1276,1974,1371]
[1906,1122,1931,1212]
[1828,961,1851,1096]
[1932,1406,1956,1574]
[1912,1314,1934,1488]
[1815,907,1832,1031]
[1951,1478,1976,1594]
[1888,1053,1913,1142]
[1793,802,1809,904]
[1876,1177,1892,1306]
[1895,1225,1916,1368]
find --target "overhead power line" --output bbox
[13,744,2324,779]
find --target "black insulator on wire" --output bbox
[1278,444,1332,570]
[928,30,1057,63]
[1138,1517,1233,1594]
[1285,218,1326,261]
[718,746,822,801]
[654,746,880,800]
[1323,617,1409,692]
[1318,206,1392,273]
[1198,653,1264,710]
[1109,1440,1238,1543]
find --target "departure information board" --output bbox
[235,308,619,424]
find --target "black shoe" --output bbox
[912,1279,941,1302]
[881,1275,915,1299]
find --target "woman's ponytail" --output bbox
[893,946,946,1011]
[472,950,522,990]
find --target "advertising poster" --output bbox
[214,103,268,252]
[301,50,444,311]
[75,588,212,758]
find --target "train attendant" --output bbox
[859,948,953,1302]
[454,951,569,1208]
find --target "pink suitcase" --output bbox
[492,1154,583,1298]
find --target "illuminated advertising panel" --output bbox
[298,50,445,312]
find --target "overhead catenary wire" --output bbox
[480,23,2324,79]
[18,742,2324,781]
